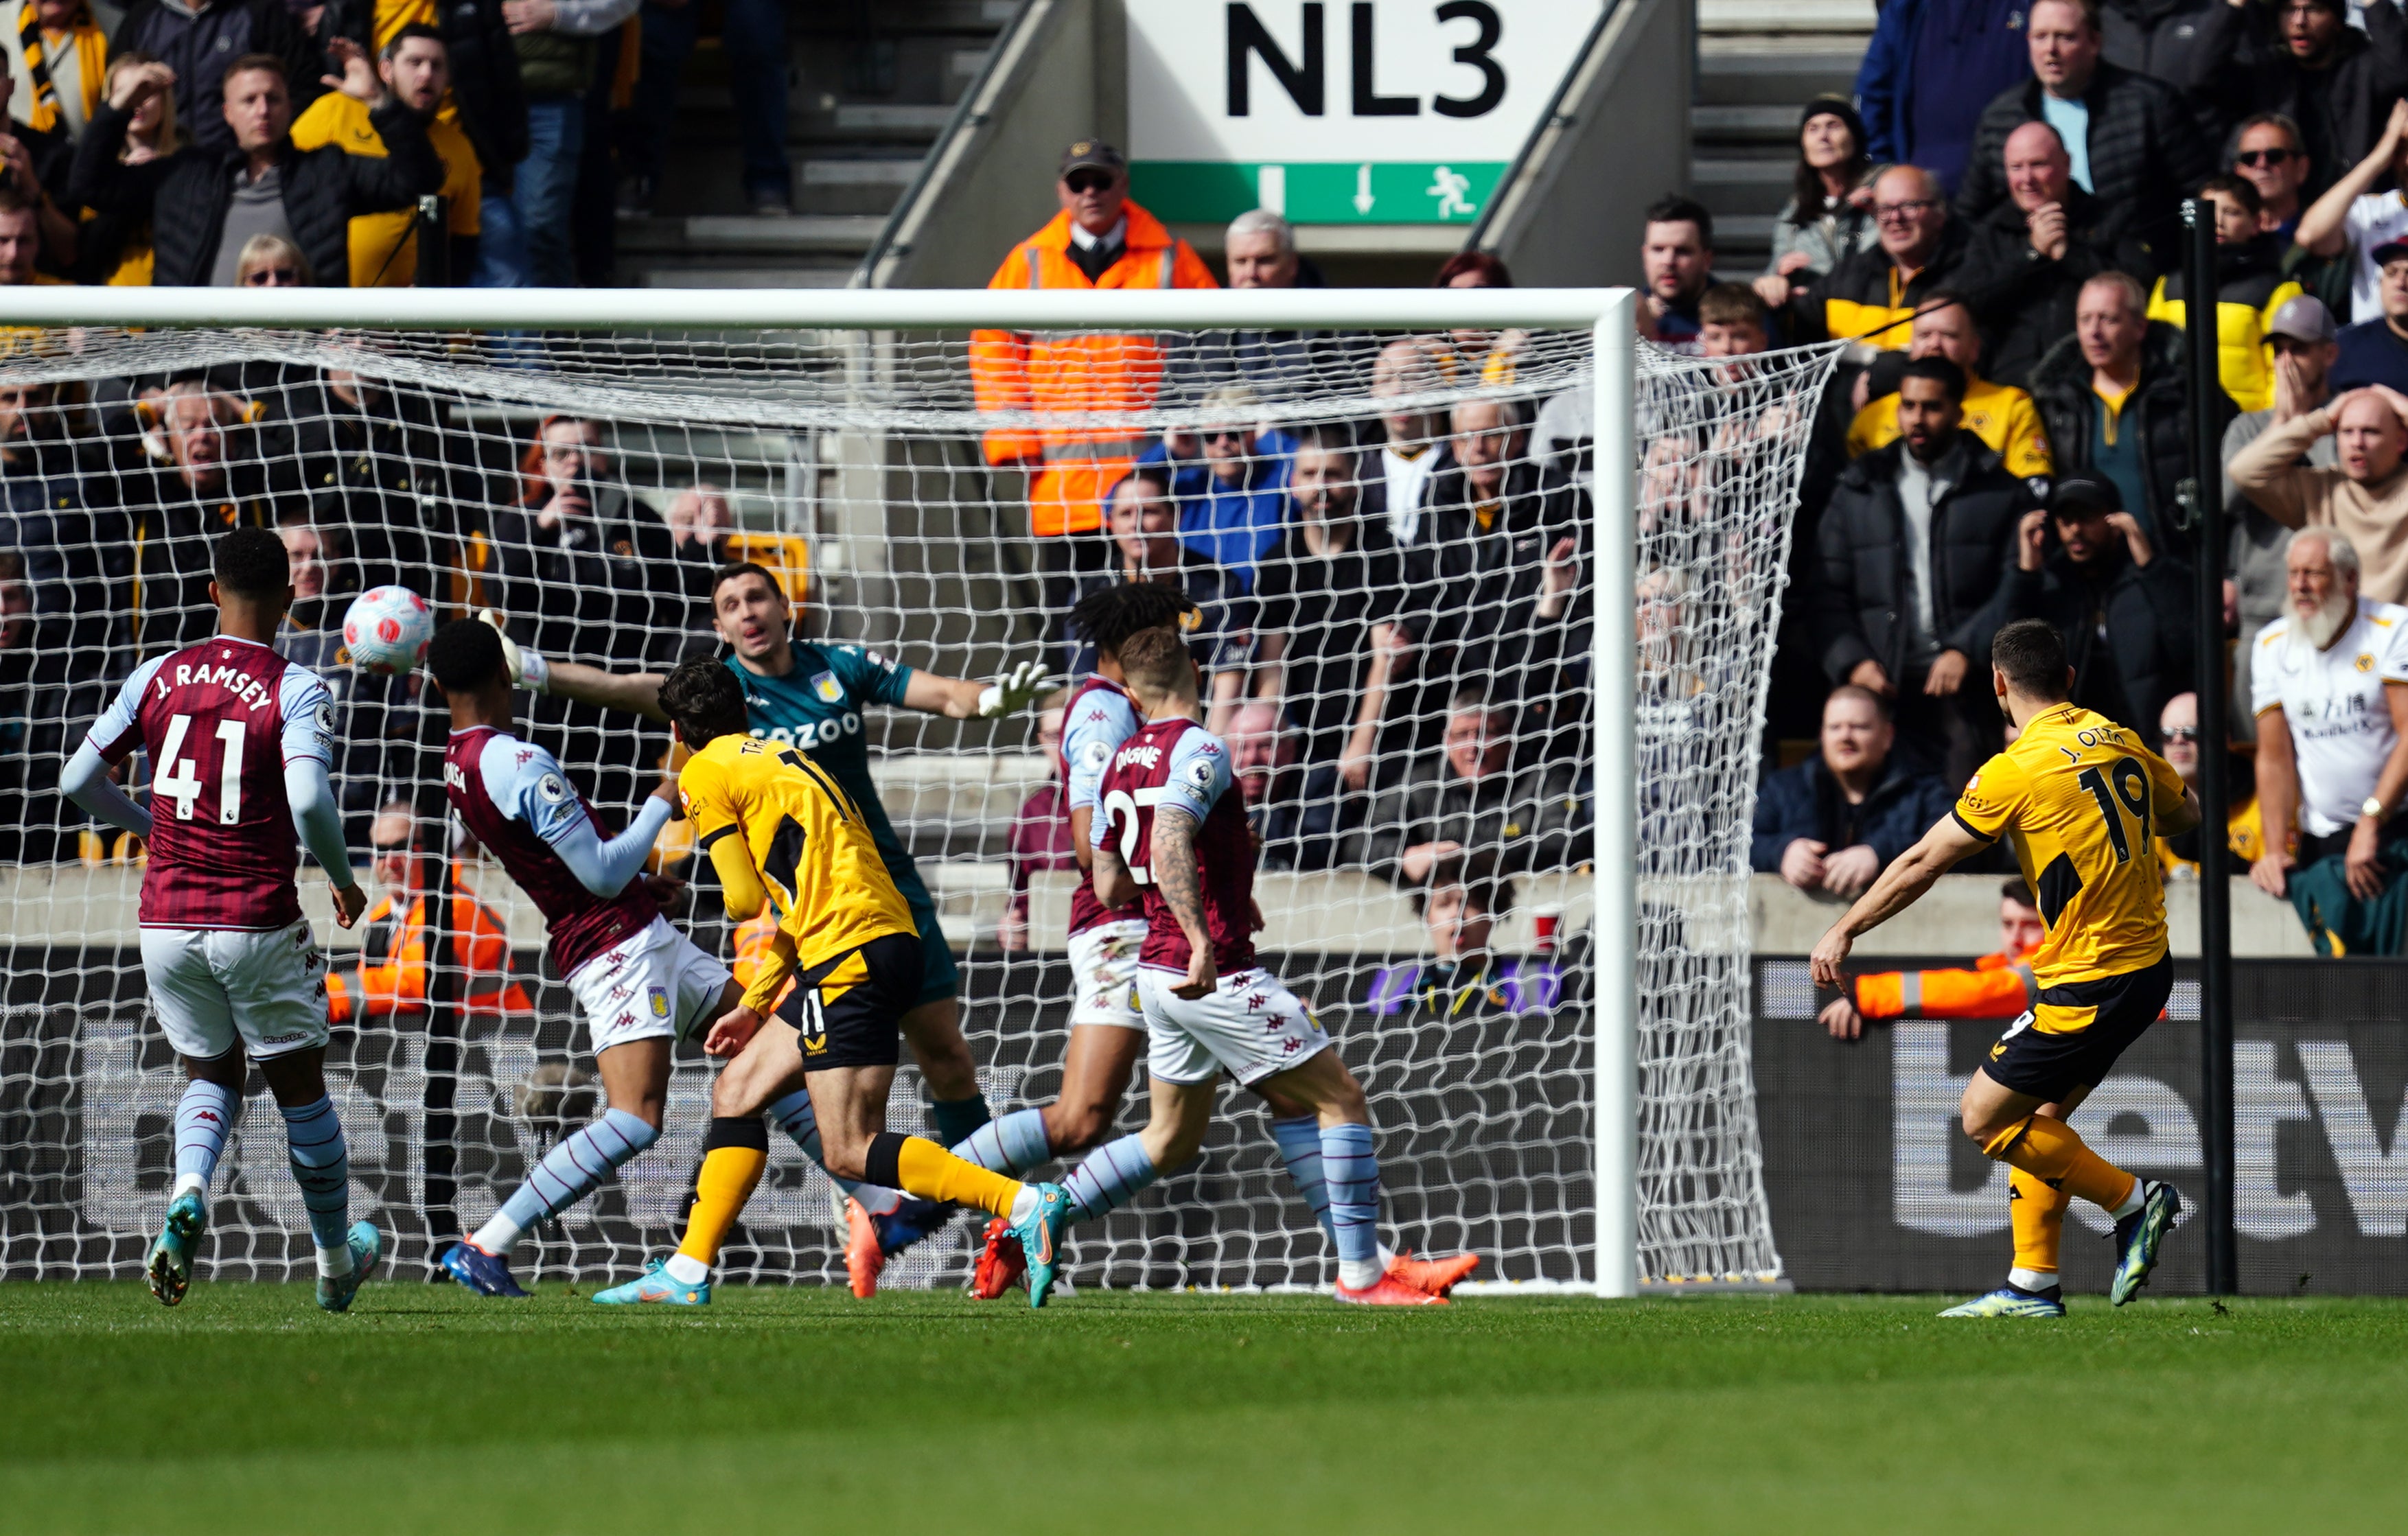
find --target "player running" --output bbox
[479,561,1045,1289]
[1012,627,1457,1308]
[1811,619,2201,1316]
[962,585,1475,1302]
[60,527,382,1313]
[592,659,1070,1306]
[425,620,743,1298]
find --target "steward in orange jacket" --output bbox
[1820,878,2044,1040]
[327,882,535,1024]
[969,139,1216,539]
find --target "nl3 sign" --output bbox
[1126,1,1604,226]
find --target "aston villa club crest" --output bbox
[810,671,844,703]
[648,986,670,1019]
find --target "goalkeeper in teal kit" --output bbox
[480,559,1046,1294]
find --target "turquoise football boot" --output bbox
[2110,1180,2183,1305]
[593,1257,711,1306]
[146,1189,207,1307]
[1008,1183,1072,1310]
[316,1221,383,1314]
[1939,1283,2067,1318]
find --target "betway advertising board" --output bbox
[1753,958,2408,1294]
[1126,1,1603,226]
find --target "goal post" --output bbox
[0,285,1831,1296]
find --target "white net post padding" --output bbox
[0,289,1838,1292]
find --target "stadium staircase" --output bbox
[1691,0,1875,275]
[616,0,1016,288]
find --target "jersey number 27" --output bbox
[2076,756,2152,864]
[1100,785,1172,887]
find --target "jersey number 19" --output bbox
[2077,756,2152,864]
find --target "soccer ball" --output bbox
[341,586,435,676]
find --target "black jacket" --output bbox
[2027,321,2218,562]
[2220,0,2408,203]
[1954,62,2216,271]
[69,95,443,287]
[1810,432,2039,686]
[1748,750,1960,873]
[488,487,688,670]
[2103,0,2251,143]
[1998,539,2197,748]
[1346,758,1591,884]
[1798,218,1976,346]
[1959,185,2155,391]
[108,0,326,159]
[321,0,527,175]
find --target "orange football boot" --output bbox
[1334,1273,1447,1306]
[1387,1250,1479,1298]
[843,1197,884,1299]
[969,1215,1026,1300]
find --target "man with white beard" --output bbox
[2248,528,2408,953]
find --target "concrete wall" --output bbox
[1474,0,1693,288]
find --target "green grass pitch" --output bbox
[4,1283,2403,1533]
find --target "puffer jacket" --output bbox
[1809,432,2040,687]
[68,94,442,286]
[1954,62,2216,272]
[2026,320,2221,563]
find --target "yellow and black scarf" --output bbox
[18,2,105,135]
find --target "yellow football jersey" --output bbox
[1952,704,2189,991]
[1845,376,2054,477]
[678,734,916,1004]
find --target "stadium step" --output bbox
[1693,0,1873,270]
[627,0,1005,287]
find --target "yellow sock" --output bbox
[893,1134,1022,1220]
[676,1130,768,1268]
[2008,1165,2068,1278]
[1984,1114,2137,1213]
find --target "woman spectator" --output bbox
[1754,96,1877,314]
[1432,250,1525,384]
[74,51,182,286]
[233,231,310,286]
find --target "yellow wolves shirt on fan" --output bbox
[1951,704,2189,989]
[288,91,482,287]
[677,734,915,1009]
[1844,376,2054,476]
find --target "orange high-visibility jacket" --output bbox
[326,889,535,1023]
[1853,951,2035,1021]
[969,200,1218,536]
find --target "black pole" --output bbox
[2180,198,2238,1294]
[414,195,449,287]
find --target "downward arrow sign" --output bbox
[1352,163,1375,215]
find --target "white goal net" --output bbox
[0,294,1836,1292]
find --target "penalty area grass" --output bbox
[1,1284,2403,1534]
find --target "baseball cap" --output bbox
[2268,294,2337,344]
[2372,239,2408,270]
[1058,139,1126,178]
[2048,474,2122,515]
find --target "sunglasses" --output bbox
[2162,726,2201,742]
[1203,428,1248,444]
[1063,170,1116,194]
[2234,148,2299,168]
[241,268,303,286]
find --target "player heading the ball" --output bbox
[60,526,383,1313]
[644,658,1076,1306]
[1072,628,1463,1307]
[1811,619,2201,1316]
[424,618,743,1299]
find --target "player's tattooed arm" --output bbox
[1154,806,1216,998]
[1091,833,1140,909]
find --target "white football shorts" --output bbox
[1137,965,1331,1086]
[1067,918,1148,1030]
[566,916,734,1054]
[141,918,329,1062]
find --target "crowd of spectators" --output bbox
[0,0,791,294]
[1737,0,2408,952]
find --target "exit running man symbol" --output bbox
[1427,165,1474,220]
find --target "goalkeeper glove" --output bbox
[977,660,1049,718]
[476,609,551,693]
